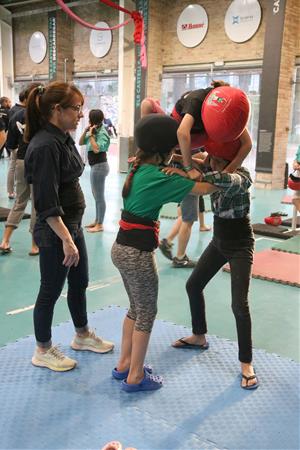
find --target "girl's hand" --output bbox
[90,125,97,135]
[187,167,203,181]
[128,156,136,163]
[162,167,188,178]
[62,239,79,267]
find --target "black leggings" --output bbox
[186,236,254,363]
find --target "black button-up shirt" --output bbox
[25,123,86,224]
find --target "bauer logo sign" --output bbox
[177,5,208,48]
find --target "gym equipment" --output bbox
[0,306,299,450]
[202,86,250,143]
[224,249,300,287]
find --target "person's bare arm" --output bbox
[177,113,193,167]
[191,182,219,195]
[223,128,252,173]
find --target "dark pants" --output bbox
[33,222,89,346]
[186,236,254,363]
[199,196,205,213]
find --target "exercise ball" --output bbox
[202,86,250,142]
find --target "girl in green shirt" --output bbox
[111,114,217,392]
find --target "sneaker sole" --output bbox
[31,357,76,372]
[70,342,114,354]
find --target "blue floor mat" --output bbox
[0,306,299,450]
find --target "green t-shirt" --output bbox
[123,164,195,220]
[84,125,110,153]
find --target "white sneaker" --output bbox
[32,346,77,372]
[71,330,114,354]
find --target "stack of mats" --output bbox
[223,249,300,287]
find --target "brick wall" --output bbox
[146,0,268,99]
[12,3,119,79]
[72,4,119,74]
[13,14,48,78]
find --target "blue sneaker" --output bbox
[112,364,152,380]
[121,371,163,392]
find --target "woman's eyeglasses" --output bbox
[66,105,83,113]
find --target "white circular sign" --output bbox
[177,4,208,48]
[29,31,47,64]
[225,0,261,43]
[89,22,112,58]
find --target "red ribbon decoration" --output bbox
[55,0,147,68]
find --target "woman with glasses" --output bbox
[79,109,110,233]
[24,82,114,372]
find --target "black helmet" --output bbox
[134,114,178,155]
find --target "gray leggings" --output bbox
[111,241,158,333]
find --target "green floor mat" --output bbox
[271,235,300,254]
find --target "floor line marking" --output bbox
[255,237,283,242]
[6,275,122,315]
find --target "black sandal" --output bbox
[241,373,259,390]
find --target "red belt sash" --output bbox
[119,219,160,247]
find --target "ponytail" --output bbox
[122,150,148,198]
[24,85,46,143]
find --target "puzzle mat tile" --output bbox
[0,306,299,450]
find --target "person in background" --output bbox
[111,114,218,392]
[79,109,110,233]
[0,83,40,255]
[103,116,117,138]
[291,144,300,212]
[0,96,11,158]
[24,82,114,372]
[6,90,26,200]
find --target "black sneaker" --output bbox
[159,238,173,260]
[172,255,197,268]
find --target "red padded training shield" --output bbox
[204,138,241,161]
[202,86,250,143]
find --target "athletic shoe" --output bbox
[31,346,77,372]
[71,330,114,354]
[172,255,197,268]
[159,238,173,260]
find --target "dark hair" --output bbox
[23,82,41,101]
[24,81,84,142]
[19,89,26,103]
[0,96,10,107]
[122,149,152,198]
[122,114,179,198]
[211,80,230,88]
[89,109,104,126]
